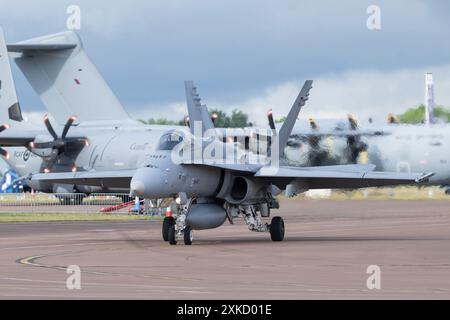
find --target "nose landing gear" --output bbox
[162,216,175,242]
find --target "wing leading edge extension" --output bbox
[31,169,135,189]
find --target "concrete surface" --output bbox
[0,200,449,299]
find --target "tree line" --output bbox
[139,105,450,127]
[397,105,450,124]
[139,109,253,128]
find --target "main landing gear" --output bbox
[269,216,285,241]
[161,199,286,245]
[239,204,285,242]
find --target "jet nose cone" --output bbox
[130,179,145,197]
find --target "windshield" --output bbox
[157,132,184,151]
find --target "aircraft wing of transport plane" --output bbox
[29,80,434,245]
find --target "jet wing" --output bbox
[31,170,135,188]
[7,43,77,52]
[255,165,433,189]
[0,128,44,147]
[292,129,390,137]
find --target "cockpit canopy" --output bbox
[157,131,184,151]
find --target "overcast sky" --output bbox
[2,0,450,125]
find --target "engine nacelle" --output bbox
[226,176,268,204]
[186,203,227,230]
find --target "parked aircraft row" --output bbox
[0,29,443,244]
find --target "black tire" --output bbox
[162,217,175,241]
[184,226,193,245]
[270,216,285,241]
[168,225,177,245]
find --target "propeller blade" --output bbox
[267,110,276,131]
[348,114,358,130]
[0,124,10,133]
[309,118,318,130]
[211,113,218,125]
[43,115,58,140]
[0,148,9,159]
[62,116,77,139]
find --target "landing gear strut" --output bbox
[238,204,285,242]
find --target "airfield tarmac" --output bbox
[0,199,449,299]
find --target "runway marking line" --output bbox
[15,252,198,282]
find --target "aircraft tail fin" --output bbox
[8,31,132,125]
[278,80,313,158]
[0,27,23,124]
[184,80,215,136]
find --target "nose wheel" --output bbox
[168,225,177,245]
[270,216,285,241]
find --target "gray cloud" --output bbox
[131,62,450,125]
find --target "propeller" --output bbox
[345,114,368,163]
[304,118,330,165]
[387,113,399,124]
[309,118,318,130]
[29,115,86,173]
[211,113,218,125]
[31,115,77,150]
[0,124,10,159]
[267,111,329,165]
[267,109,276,131]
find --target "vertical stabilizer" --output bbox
[278,80,313,158]
[8,31,132,125]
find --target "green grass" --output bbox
[0,212,162,223]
